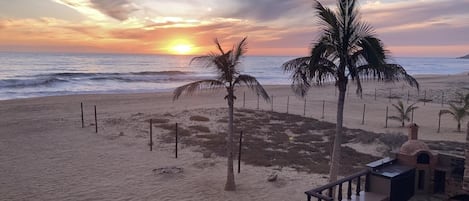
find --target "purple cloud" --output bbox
[89,0,138,21]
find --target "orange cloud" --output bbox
[1,0,468,57]
[0,16,297,55]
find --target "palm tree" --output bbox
[282,0,418,183]
[388,101,418,127]
[173,37,269,191]
[440,92,469,132]
[454,91,469,105]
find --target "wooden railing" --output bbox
[305,169,370,201]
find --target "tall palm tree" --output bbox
[282,0,418,183]
[388,100,418,127]
[173,37,269,191]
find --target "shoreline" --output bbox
[1,71,468,102]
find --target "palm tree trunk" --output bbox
[329,82,346,183]
[224,87,236,191]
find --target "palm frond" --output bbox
[440,109,454,116]
[449,103,461,112]
[358,36,386,67]
[173,80,224,101]
[391,101,404,114]
[405,104,418,115]
[314,0,340,37]
[338,0,358,30]
[310,37,336,65]
[389,101,416,124]
[354,76,363,95]
[454,92,469,107]
[282,57,312,96]
[233,37,248,65]
[356,63,419,89]
[282,56,337,97]
[214,38,225,55]
[282,57,311,72]
[215,51,237,82]
[440,104,467,121]
[190,54,218,67]
[234,74,270,102]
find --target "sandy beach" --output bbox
[1,73,468,201]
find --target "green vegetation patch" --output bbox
[188,125,211,133]
[189,115,210,122]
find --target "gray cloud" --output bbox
[363,0,469,30]
[89,0,138,21]
[379,26,469,46]
[219,0,312,21]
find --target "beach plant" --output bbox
[282,0,418,183]
[454,91,469,105]
[388,100,418,127]
[172,37,269,191]
[440,92,469,132]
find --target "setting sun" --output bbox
[171,44,192,55]
[166,38,196,55]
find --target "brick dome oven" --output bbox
[397,123,437,194]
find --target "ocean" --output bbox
[0,52,468,100]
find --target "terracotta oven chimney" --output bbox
[408,123,419,140]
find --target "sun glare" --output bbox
[167,38,195,55]
[172,44,192,55]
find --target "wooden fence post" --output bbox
[81,102,84,128]
[243,91,245,108]
[374,88,377,101]
[424,90,427,106]
[321,100,325,119]
[388,89,391,103]
[466,122,469,142]
[385,106,388,128]
[411,109,415,123]
[257,94,259,110]
[441,91,444,107]
[150,119,153,151]
[175,123,178,158]
[271,96,274,111]
[94,105,97,133]
[437,112,441,133]
[238,131,243,174]
[361,104,366,125]
[303,98,306,116]
[286,96,289,114]
[407,90,410,104]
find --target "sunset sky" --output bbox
[0,0,468,57]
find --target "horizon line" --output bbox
[0,50,464,59]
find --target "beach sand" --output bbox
[1,73,468,201]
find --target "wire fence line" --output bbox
[77,85,468,139]
[235,86,468,132]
